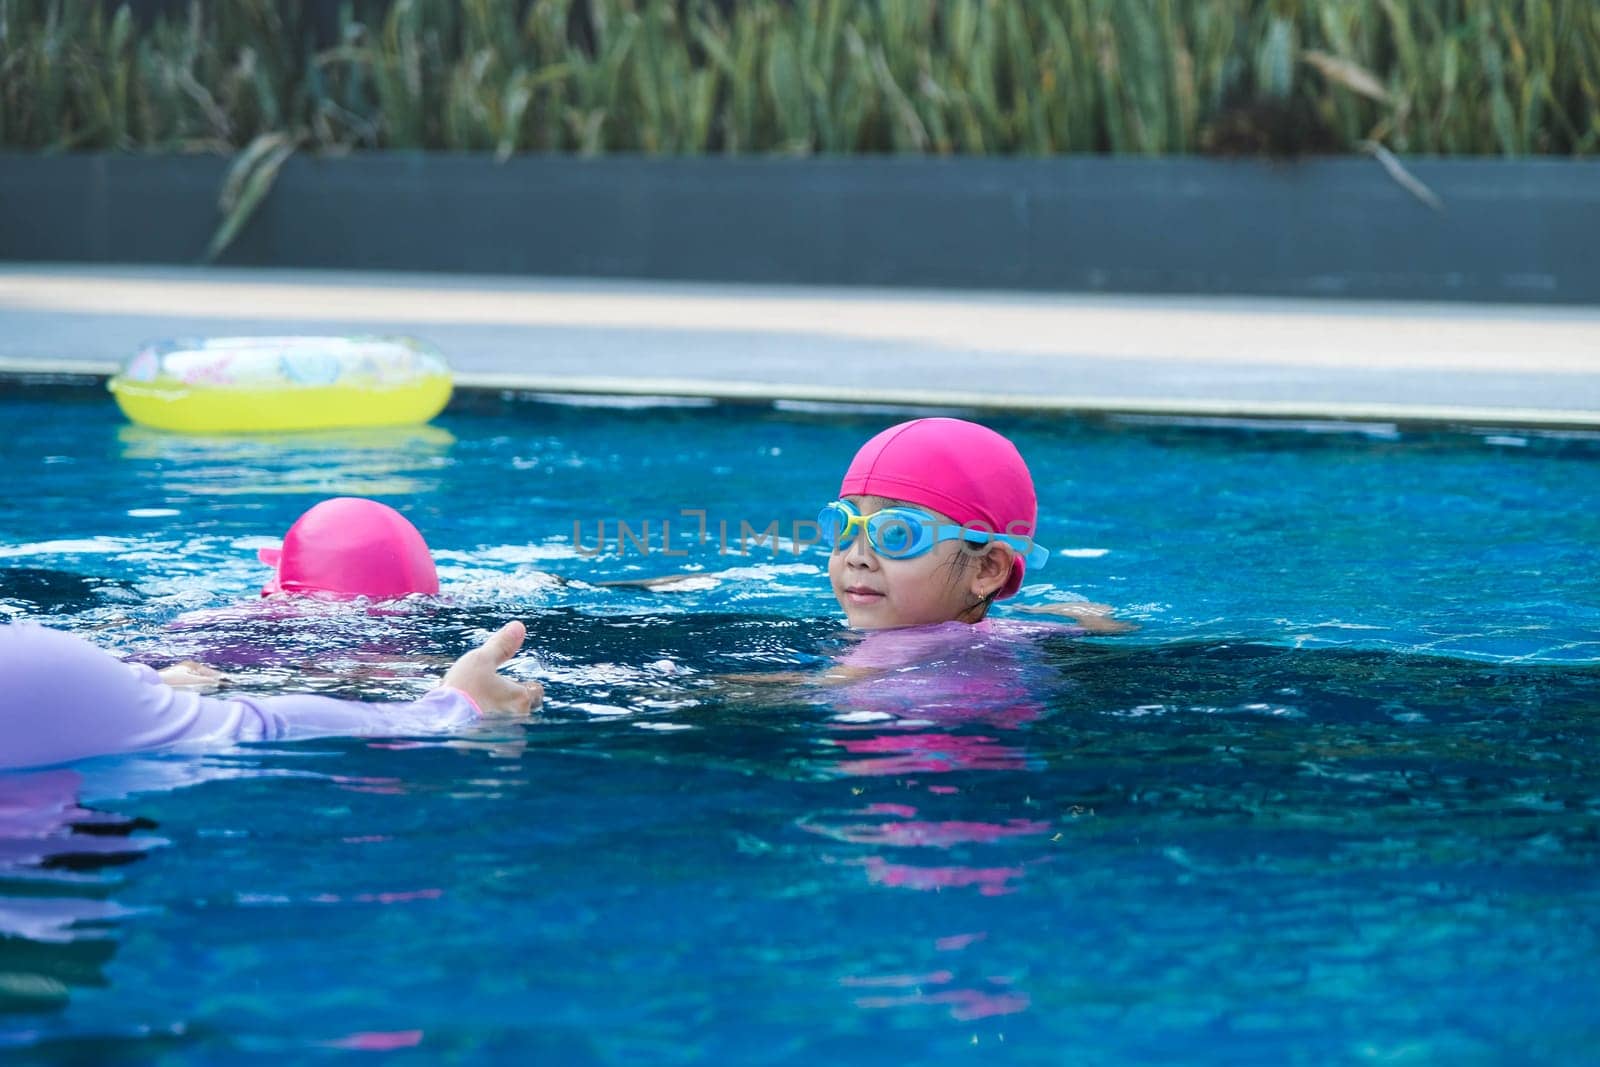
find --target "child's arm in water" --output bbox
[602,573,1136,632]
[719,664,885,689]
[1010,601,1138,634]
[0,622,541,772]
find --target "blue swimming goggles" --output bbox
[817,500,1049,569]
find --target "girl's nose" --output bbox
[845,533,877,567]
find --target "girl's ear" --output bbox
[971,545,1013,599]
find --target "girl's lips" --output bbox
[844,587,885,604]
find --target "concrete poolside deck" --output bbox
[1,264,1597,427]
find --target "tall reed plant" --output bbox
[4,0,1594,157]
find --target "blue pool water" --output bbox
[2,379,1599,1063]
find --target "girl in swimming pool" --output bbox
[154,495,454,687]
[819,417,1127,635]
[707,417,1126,707]
[257,496,440,600]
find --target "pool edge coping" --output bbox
[4,358,1598,432]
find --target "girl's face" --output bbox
[827,495,1010,630]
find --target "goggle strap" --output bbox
[938,523,1051,570]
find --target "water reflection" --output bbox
[826,732,1034,776]
[116,425,456,497]
[793,621,1076,1025]
[0,771,161,1016]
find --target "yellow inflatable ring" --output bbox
[108,336,453,433]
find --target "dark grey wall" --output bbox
[2,152,1596,303]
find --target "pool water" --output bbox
[2,380,1598,1063]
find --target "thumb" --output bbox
[481,620,527,665]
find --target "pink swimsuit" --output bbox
[828,618,1081,723]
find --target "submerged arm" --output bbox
[1011,601,1138,634]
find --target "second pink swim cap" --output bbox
[838,418,1040,599]
[259,497,439,599]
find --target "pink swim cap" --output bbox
[838,418,1040,598]
[259,497,439,599]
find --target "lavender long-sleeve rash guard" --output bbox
[0,623,479,772]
